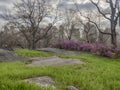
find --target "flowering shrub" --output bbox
[54,40,120,58]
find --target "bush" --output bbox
[54,40,120,58]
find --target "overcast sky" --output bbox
[0,0,96,27]
[0,0,117,29]
[0,0,95,12]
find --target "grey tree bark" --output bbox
[90,0,120,47]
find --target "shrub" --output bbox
[54,40,120,58]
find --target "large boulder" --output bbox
[0,49,27,62]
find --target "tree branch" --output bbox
[90,0,111,21]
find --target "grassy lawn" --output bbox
[15,49,53,57]
[0,49,120,90]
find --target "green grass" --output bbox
[14,49,53,57]
[0,50,120,90]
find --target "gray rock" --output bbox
[29,56,83,66]
[68,86,79,90]
[37,48,81,55]
[0,49,27,62]
[24,76,55,88]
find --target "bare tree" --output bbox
[74,8,98,43]
[90,0,120,46]
[83,22,97,43]
[0,23,22,50]
[1,0,58,49]
[62,9,77,40]
[99,28,111,44]
[58,25,65,40]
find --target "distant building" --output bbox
[58,24,80,40]
[70,24,80,40]
[83,22,97,43]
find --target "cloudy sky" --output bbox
[0,0,96,27]
[0,0,95,12]
[0,0,116,29]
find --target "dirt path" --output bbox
[29,56,83,66]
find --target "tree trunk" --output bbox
[27,42,31,49]
[31,34,36,49]
[68,31,72,40]
[111,22,117,47]
[111,30,117,47]
[86,33,89,43]
[32,41,36,49]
